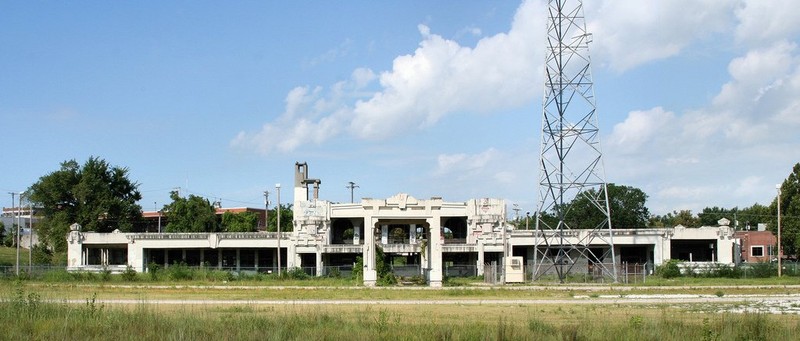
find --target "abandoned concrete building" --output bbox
[66,162,737,286]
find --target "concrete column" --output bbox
[218,249,222,270]
[658,235,671,266]
[428,218,443,287]
[164,249,169,268]
[254,249,259,271]
[316,249,323,277]
[477,242,484,276]
[381,225,388,245]
[236,248,241,272]
[287,243,298,269]
[200,249,205,267]
[363,218,377,286]
[409,224,417,244]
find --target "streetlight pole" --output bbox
[526,211,530,230]
[275,183,281,277]
[776,184,782,277]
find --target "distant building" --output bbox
[735,230,778,263]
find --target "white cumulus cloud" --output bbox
[232,0,546,154]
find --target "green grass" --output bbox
[1,283,798,340]
[0,246,31,267]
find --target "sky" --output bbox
[1,0,799,217]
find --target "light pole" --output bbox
[275,183,281,277]
[776,184,782,277]
[525,211,530,230]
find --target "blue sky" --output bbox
[2,0,799,216]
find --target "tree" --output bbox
[266,204,293,232]
[738,203,771,230]
[221,211,258,232]
[649,210,700,228]
[774,163,800,257]
[698,206,738,226]
[163,191,218,232]
[29,157,142,252]
[565,183,650,229]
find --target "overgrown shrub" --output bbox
[326,267,341,278]
[147,262,161,281]
[166,262,192,281]
[121,265,138,281]
[749,262,777,278]
[378,272,397,286]
[31,245,53,265]
[282,267,310,280]
[707,263,742,278]
[100,266,112,282]
[655,259,681,278]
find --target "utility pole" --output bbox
[26,194,31,273]
[275,183,281,277]
[346,181,359,203]
[10,192,18,276]
[264,191,269,231]
[777,184,782,277]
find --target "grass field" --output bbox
[0,246,30,266]
[3,245,800,339]
[2,282,798,340]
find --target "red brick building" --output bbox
[735,230,778,263]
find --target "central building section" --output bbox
[290,163,506,287]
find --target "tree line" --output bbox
[23,157,291,258]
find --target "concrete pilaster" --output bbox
[477,242,484,276]
[428,218,443,287]
[363,217,377,286]
[316,249,323,277]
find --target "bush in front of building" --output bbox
[748,262,777,278]
[655,259,681,279]
[121,265,138,281]
[166,262,193,281]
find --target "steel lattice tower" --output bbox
[533,0,617,283]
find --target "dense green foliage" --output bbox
[539,183,651,229]
[655,259,681,278]
[162,191,218,232]
[774,163,800,257]
[221,211,258,232]
[649,209,700,228]
[266,204,293,232]
[28,158,142,252]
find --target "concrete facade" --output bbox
[65,163,740,286]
